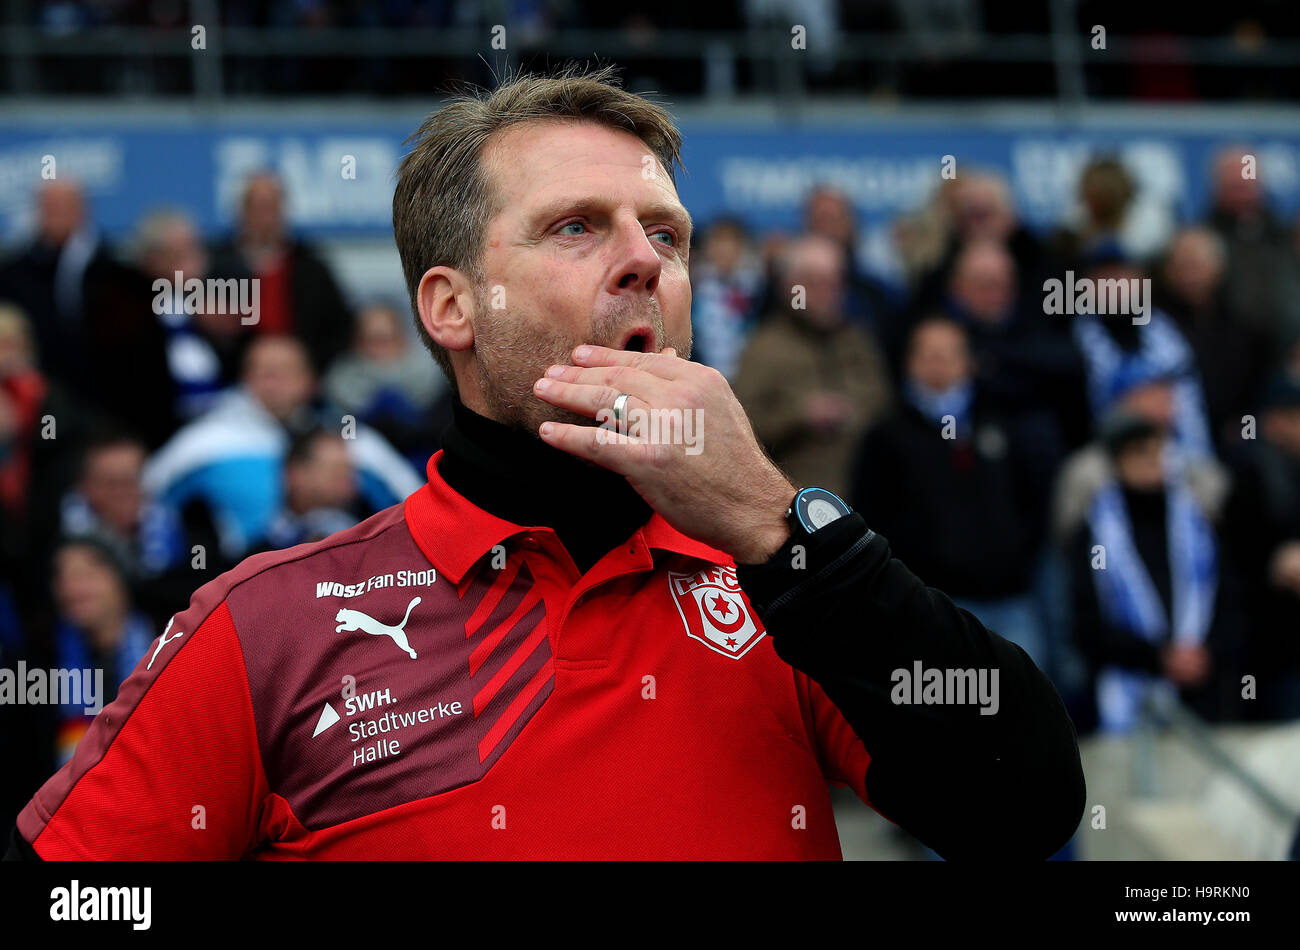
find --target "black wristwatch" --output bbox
[786,486,852,540]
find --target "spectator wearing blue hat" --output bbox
[1071,239,1216,462]
[1066,409,1245,733]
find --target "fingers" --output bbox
[534,364,667,421]
[537,420,635,473]
[533,376,658,423]
[570,344,686,380]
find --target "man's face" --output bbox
[1116,435,1165,491]
[244,339,315,421]
[1118,381,1176,429]
[82,444,145,534]
[54,546,126,636]
[806,191,854,247]
[146,219,207,281]
[242,177,285,245]
[357,305,407,363]
[703,225,744,276]
[950,243,1015,325]
[908,322,971,392]
[786,240,845,328]
[288,436,356,513]
[468,120,693,431]
[1164,232,1221,304]
[38,183,84,247]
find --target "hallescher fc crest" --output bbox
[668,565,765,659]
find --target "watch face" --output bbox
[806,498,842,529]
[794,487,850,533]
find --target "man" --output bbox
[254,427,365,553]
[1066,411,1243,732]
[7,65,1083,861]
[733,234,892,497]
[939,238,1088,449]
[0,182,175,446]
[133,207,245,419]
[687,217,762,381]
[850,317,1062,670]
[1222,374,1300,720]
[207,172,354,373]
[141,334,421,558]
[1051,361,1228,548]
[48,538,157,767]
[1070,241,1215,461]
[0,181,104,389]
[323,300,449,467]
[1155,226,1275,450]
[1204,144,1300,350]
[59,426,225,630]
[802,184,899,330]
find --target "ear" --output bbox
[416,266,476,355]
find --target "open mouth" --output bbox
[617,328,654,352]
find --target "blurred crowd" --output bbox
[0,171,445,823]
[4,144,1300,834]
[12,1,1299,99]
[712,146,1300,744]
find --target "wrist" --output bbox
[731,480,796,565]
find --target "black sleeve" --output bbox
[3,825,40,861]
[736,514,1086,860]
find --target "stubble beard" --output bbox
[470,283,690,437]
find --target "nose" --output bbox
[609,215,662,297]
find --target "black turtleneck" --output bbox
[437,397,653,575]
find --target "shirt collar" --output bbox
[405,449,732,585]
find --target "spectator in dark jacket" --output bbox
[733,235,892,497]
[1155,226,1276,452]
[1067,411,1244,733]
[939,238,1090,449]
[0,181,175,447]
[850,316,1063,667]
[1222,374,1300,721]
[207,172,354,374]
[1205,145,1300,352]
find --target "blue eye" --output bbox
[651,231,675,246]
[558,221,586,236]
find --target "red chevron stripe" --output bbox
[464,556,522,637]
[472,616,548,717]
[467,584,543,676]
[478,660,554,764]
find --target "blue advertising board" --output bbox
[2,110,1299,246]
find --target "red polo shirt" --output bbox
[17,451,875,859]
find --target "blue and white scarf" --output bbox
[904,378,975,435]
[1087,477,1218,732]
[1072,311,1215,461]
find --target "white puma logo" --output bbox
[335,597,422,659]
[147,617,184,670]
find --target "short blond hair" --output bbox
[392,63,684,392]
